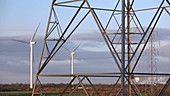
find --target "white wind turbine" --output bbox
[13,24,40,89]
[63,44,81,81]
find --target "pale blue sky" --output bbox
[0,0,169,36]
[0,0,51,36]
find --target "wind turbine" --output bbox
[12,24,40,89]
[29,24,40,89]
[63,44,81,81]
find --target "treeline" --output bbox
[0,83,66,91]
[0,83,30,91]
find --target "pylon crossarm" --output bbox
[54,0,83,5]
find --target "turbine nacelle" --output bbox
[71,51,75,55]
[30,41,36,45]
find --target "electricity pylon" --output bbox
[32,0,170,96]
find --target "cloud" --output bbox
[0,70,29,84]
[71,31,104,42]
[0,27,170,83]
[155,28,170,40]
[157,41,170,57]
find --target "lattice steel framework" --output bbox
[145,31,159,96]
[32,0,170,96]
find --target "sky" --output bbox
[0,0,170,84]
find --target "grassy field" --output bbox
[0,91,86,96]
[0,91,32,96]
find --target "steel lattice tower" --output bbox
[32,0,170,96]
[145,31,159,96]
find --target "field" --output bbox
[1,91,170,96]
[0,91,32,96]
[1,84,170,96]
[0,91,86,96]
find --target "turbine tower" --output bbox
[29,24,40,89]
[13,24,40,89]
[63,44,81,81]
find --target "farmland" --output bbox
[0,83,170,96]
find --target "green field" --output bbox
[0,91,32,96]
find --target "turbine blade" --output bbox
[62,46,71,52]
[73,43,81,52]
[12,39,29,44]
[30,23,40,41]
